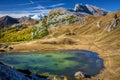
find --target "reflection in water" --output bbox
[0,50,104,80]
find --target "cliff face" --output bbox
[0,62,48,80]
[74,4,109,16]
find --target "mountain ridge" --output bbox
[0,16,19,28]
[74,3,109,16]
[0,16,36,28]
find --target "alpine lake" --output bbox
[0,50,104,80]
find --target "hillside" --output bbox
[0,16,36,42]
[0,3,120,80]
[0,4,109,41]
[9,10,120,80]
[0,16,36,29]
[31,3,109,39]
[0,16,19,28]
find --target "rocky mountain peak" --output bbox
[74,3,109,16]
[74,3,91,14]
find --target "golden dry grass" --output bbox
[9,10,120,80]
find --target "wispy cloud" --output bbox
[32,5,46,10]
[29,0,34,4]
[0,8,51,18]
[0,1,65,18]
[18,0,39,6]
[18,1,59,6]
[49,3,65,8]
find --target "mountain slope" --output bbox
[18,16,36,25]
[10,10,120,80]
[0,16,36,29]
[0,16,19,28]
[74,3,109,16]
[31,3,109,39]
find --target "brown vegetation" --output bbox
[6,10,120,80]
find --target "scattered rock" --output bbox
[9,47,14,51]
[97,21,101,28]
[74,71,85,79]
[0,44,14,52]
[106,14,120,32]
[0,50,6,52]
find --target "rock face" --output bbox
[74,3,109,16]
[31,8,85,39]
[74,4,92,14]
[0,62,48,80]
[106,14,120,32]
[31,3,109,39]
[18,16,36,25]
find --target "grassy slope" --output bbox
[47,11,120,80]
[3,11,120,80]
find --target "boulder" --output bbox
[74,71,85,79]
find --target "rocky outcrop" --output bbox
[31,8,86,39]
[31,3,109,39]
[106,15,120,32]
[97,21,101,28]
[18,16,36,25]
[0,62,48,80]
[74,3,109,16]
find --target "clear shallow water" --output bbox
[0,50,104,79]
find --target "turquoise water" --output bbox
[0,50,104,79]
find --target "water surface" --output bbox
[0,50,104,79]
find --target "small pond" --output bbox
[0,50,104,80]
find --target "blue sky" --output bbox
[0,0,119,17]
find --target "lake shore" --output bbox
[7,39,119,80]
[0,36,119,80]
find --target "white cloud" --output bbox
[0,9,51,18]
[0,13,29,18]
[49,3,65,8]
[32,5,46,10]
